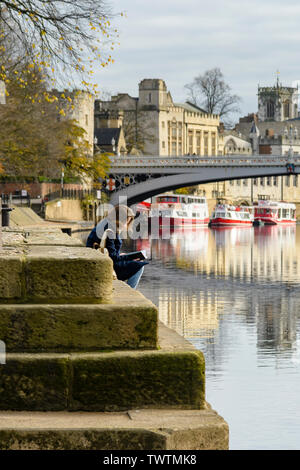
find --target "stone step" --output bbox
[0,407,229,450]
[0,282,158,352]
[0,348,205,412]
[0,246,113,304]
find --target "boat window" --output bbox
[158,196,178,203]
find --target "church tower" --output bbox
[257,77,298,122]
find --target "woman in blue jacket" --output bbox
[86,205,148,289]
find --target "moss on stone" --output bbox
[0,350,204,412]
[0,429,167,450]
[0,355,70,411]
[0,303,158,352]
[70,350,205,412]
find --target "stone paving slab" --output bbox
[0,282,158,352]
[0,408,229,450]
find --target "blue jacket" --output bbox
[86,223,148,281]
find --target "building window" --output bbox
[266,101,275,119]
[294,175,298,187]
[273,176,277,186]
[230,180,234,186]
[286,175,290,187]
[168,120,177,155]
[188,130,193,154]
[260,177,265,186]
[243,179,248,186]
[204,132,209,155]
[211,132,216,155]
[253,178,258,186]
[196,131,201,155]
[149,93,152,103]
[162,141,165,149]
[284,100,291,119]
[267,177,271,186]
[178,122,182,155]
[237,179,241,186]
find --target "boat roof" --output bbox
[257,199,296,208]
[156,193,206,199]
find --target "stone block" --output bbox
[0,246,113,304]
[0,408,229,450]
[0,349,205,412]
[0,354,70,411]
[0,288,157,352]
[24,246,113,304]
[0,253,23,302]
[70,349,205,411]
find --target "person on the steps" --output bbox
[86,205,148,289]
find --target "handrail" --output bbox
[109,154,299,168]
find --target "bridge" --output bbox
[106,154,300,206]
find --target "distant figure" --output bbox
[86,205,148,289]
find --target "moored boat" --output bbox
[254,200,296,225]
[210,202,254,226]
[149,193,209,227]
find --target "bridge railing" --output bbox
[109,154,300,168]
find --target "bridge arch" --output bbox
[109,166,297,206]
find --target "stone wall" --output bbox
[45,199,84,222]
[0,182,84,199]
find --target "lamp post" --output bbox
[111,137,116,153]
[61,167,64,194]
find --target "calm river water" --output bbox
[125,224,300,450]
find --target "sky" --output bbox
[95,0,300,121]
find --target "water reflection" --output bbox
[133,225,300,449]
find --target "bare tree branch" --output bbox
[185,68,241,127]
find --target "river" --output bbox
[125,224,300,450]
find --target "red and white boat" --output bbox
[149,193,209,227]
[210,203,254,226]
[254,200,296,225]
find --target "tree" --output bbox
[122,109,156,154]
[0,0,119,95]
[0,64,109,181]
[185,68,241,127]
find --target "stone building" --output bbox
[258,79,298,122]
[95,79,223,157]
[55,89,95,155]
[94,109,127,155]
[224,132,252,155]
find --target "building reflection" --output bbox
[136,226,300,359]
[157,290,219,339]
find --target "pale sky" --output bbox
[95,0,300,122]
